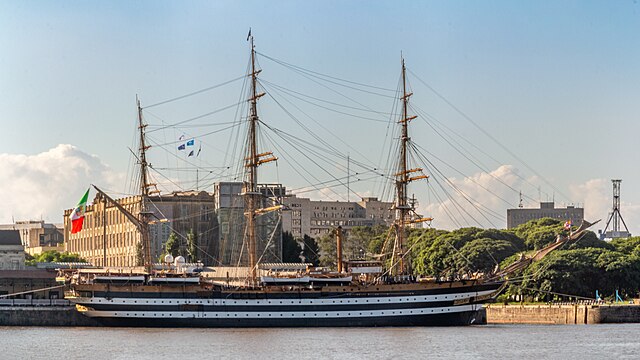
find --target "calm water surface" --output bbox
[2,324,638,359]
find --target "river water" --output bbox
[2,324,638,359]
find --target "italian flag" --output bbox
[71,188,90,234]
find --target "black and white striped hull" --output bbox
[69,282,502,327]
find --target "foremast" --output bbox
[244,34,276,283]
[391,58,428,276]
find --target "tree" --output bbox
[513,247,640,300]
[407,228,449,274]
[317,226,387,267]
[187,229,198,262]
[610,236,640,254]
[164,232,180,257]
[409,227,526,278]
[301,234,320,266]
[282,231,302,263]
[25,250,87,266]
[455,238,520,276]
[567,231,614,251]
[511,217,565,250]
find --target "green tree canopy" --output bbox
[186,229,198,262]
[164,232,180,257]
[317,225,387,267]
[511,218,565,250]
[26,250,87,266]
[300,234,320,266]
[518,248,640,299]
[282,231,302,263]
[455,238,521,276]
[410,227,524,279]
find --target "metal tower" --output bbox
[601,179,631,239]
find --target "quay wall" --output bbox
[6,304,640,327]
[486,304,640,324]
[0,306,101,326]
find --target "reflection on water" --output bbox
[2,324,639,360]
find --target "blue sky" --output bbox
[1,1,639,232]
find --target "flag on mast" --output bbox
[71,188,90,234]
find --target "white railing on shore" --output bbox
[0,299,70,307]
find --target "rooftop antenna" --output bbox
[518,191,523,208]
[602,179,631,239]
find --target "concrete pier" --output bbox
[486,304,640,324]
[0,306,100,326]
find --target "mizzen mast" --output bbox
[137,97,154,273]
[244,34,276,282]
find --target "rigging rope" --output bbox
[143,75,246,109]
[407,68,571,203]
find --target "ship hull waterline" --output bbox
[68,281,504,327]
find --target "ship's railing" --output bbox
[0,299,70,307]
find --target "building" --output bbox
[506,202,584,229]
[0,230,26,270]
[281,195,395,238]
[64,191,216,267]
[0,270,60,299]
[214,182,283,266]
[0,220,64,256]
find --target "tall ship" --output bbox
[61,36,589,327]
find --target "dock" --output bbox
[486,303,640,324]
[0,299,100,326]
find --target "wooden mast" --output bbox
[336,226,344,273]
[393,58,414,276]
[244,34,267,283]
[137,97,153,273]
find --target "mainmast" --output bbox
[392,58,425,276]
[244,34,275,282]
[137,97,153,273]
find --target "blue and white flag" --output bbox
[186,139,195,146]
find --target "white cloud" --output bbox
[0,144,125,224]
[412,168,640,235]
[420,165,528,230]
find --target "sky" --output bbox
[1,0,639,234]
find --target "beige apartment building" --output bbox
[64,191,216,267]
[0,220,64,256]
[282,195,395,238]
